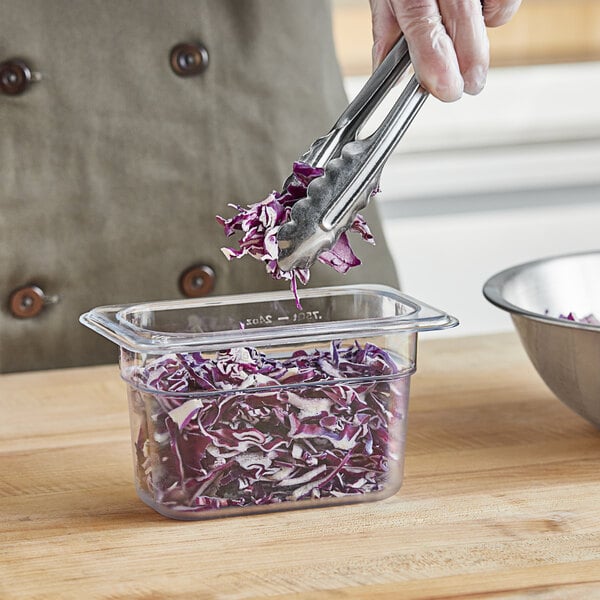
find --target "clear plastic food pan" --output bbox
[80,284,458,520]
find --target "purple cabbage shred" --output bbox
[216,161,375,308]
[127,341,407,514]
[558,312,600,325]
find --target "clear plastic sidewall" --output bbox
[123,337,413,520]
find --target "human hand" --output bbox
[370,0,522,102]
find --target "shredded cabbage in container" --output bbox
[126,341,408,514]
[216,162,375,308]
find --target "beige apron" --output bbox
[0,0,399,373]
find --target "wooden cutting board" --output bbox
[1,333,599,599]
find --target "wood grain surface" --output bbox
[1,333,599,599]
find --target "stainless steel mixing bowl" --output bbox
[483,250,600,428]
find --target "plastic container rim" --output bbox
[80,283,459,354]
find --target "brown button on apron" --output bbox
[170,43,209,77]
[179,264,216,298]
[8,285,47,318]
[0,59,36,95]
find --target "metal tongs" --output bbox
[277,36,428,272]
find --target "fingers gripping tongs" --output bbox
[277,36,428,272]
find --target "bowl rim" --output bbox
[482,249,600,332]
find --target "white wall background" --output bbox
[346,62,600,337]
[382,201,600,337]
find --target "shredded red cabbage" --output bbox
[126,341,408,515]
[216,162,375,308]
[558,312,600,325]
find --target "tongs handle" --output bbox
[335,35,413,130]
[286,35,414,178]
[322,75,427,231]
[277,36,428,272]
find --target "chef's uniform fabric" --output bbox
[0,0,399,373]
